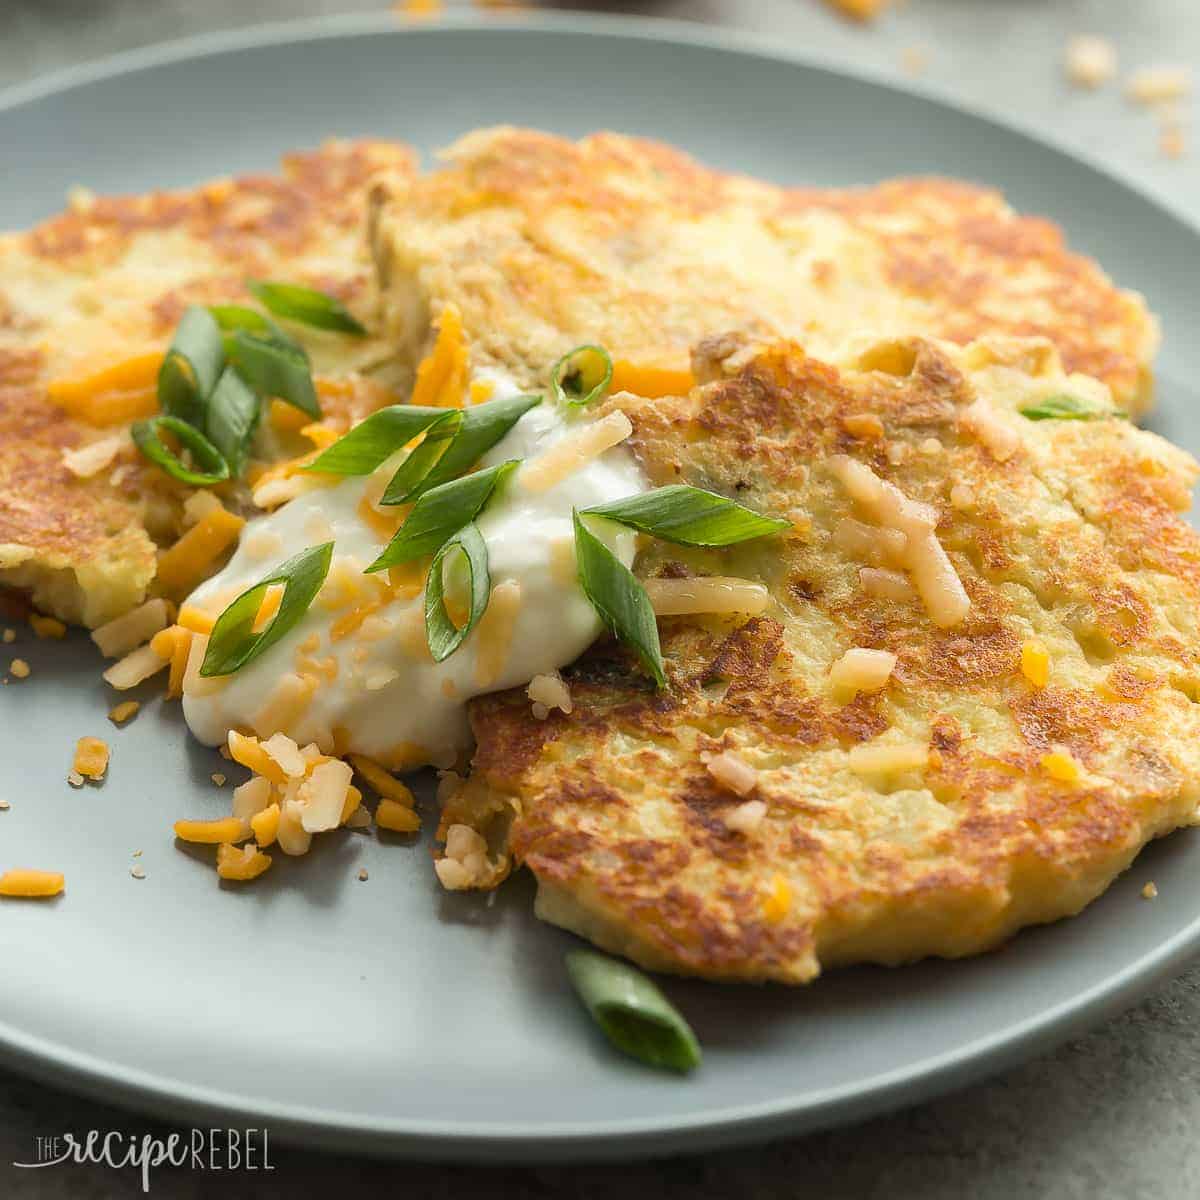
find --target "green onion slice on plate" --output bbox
[131,415,230,487]
[551,344,613,408]
[204,367,262,479]
[200,542,334,677]
[157,305,225,428]
[566,949,701,1073]
[247,280,367,336]
[1019,393,1124,421]
[572,509,666,688]
[424,523,490,663]
[367,460,519,572]
[581,484,789,546]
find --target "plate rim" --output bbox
[3,9,1200,1161]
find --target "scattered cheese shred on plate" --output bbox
[108,700,140,724]
[91,598,171,659]
[376,798,421,833]
[73,737,110,781]
[0,869,65,898]
[216,842,273,882]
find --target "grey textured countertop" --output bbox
[2,2,1199,1196]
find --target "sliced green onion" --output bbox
[377,411,463,503]
[1019,393,1123,421]
[573,510,665,688]
[200,542,334,677]
[566,949,701,1073]
[210,304,307,360]
[247,280,367,336]
[204,367,262,479]
[304,405,451,476]
[131,415,230,487]
[381,392,541,504]
[158,306,225,428]
[224,329,320,419]
[582,485,788,546]
[424,524,490,663]
[552,344,613,408]
[367,461,518,572]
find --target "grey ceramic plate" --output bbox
[2,12,1200,1164]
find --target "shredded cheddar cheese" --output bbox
[519,410,633,493]
[92,598,171,659]
[103,643,169,690]
[173,817,252,844]
[609,361,695,399]
[268,397,311,434]
[1040,748,1082,783]
[216,842,273,881]
[252,584,284,634]
[762,873,792,922]
[349,755,415,804]
[0,869,65,898]
[644,577,769,617]
[47,351,163,426]
[473,579,522,688]
[178,604,216,635]
[376,798,422,833]
[251,803,281,848]
[72,737,110,781]
[166,627,194,699]
[410,304,469,409]
[1021,639,1050,688]
[156,507,246,598]
[227,731,288,785]
[108,700,140,725]
[29,614,66,640]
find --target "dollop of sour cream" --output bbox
[182,377,647,768]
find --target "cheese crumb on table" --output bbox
[9,658,30,679]
[358,868,369,882]
[1126,65,1192,106]
[1064,35,1117,88]
[825,0,887,21]
[30,614,66,639]
[108,700,140,725]
[130,866,146,880]
[2,629,15,644]
[1161,122,1187,160]
[0,869,65,898]
[900,45,930,76]
[1142,881,1159,900]
[72,737,110,781]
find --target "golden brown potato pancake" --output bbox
[370,126,1157,416]
[0,140,413,626]
[444,333,1200,983]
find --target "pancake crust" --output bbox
[446,333,1200,983]
[0,141,413,626]
[370,127,1158,415]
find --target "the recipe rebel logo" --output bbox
[12,1126,275,1192]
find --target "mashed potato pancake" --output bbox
[444,333,1200,983]
[0,141,412,626]
[370,127,1158,416]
